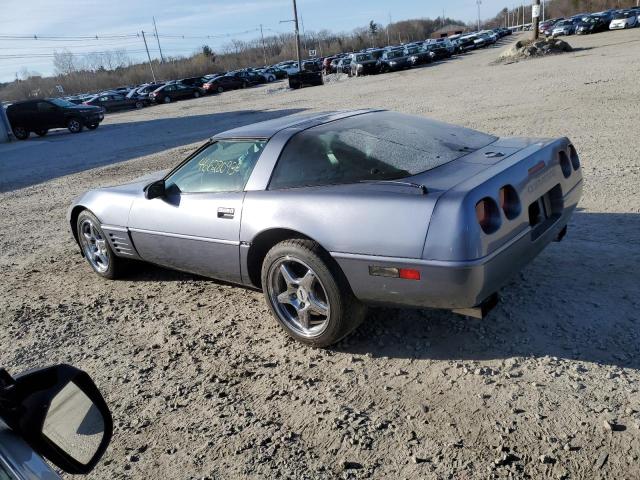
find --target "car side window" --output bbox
[165,140,267,194]
[165,85,175,91]
[37,102,56,112]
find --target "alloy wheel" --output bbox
[267,256,331,338]
[79,219,109,273]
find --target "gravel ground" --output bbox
[1,30,639,479]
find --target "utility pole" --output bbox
[141,31,156,82]
[532,0,541,39]
[292,0,302,71]
[153,17,164,63]
[387,13,391,45]
[542,0,545,21]
[476,0,482,31]
[259,24,267,66]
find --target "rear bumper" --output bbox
[333,179,582,310]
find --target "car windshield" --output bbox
[406,47,419,54]
[386,50,404,59]
[613,13,627,19]
[268,111,497,190]
[49,98,76,108]
[355,54,371,61]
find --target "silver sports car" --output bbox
[69,110,583,346]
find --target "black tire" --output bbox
[193,90,200,98]
[241,82,248,89]
[76,210,125,280]
[217,86,224,93]
[163,96,171,104]
[86,123,99,130]
[135,101,144,109]
[34,129,48,137]
[67,118,83,134]
[13,126,29,140]
[261,238,366,347]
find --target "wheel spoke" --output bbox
[297,308,310,329]
[299,270,316,291]
[307,295,328,316]
[277,291,293,305]
[279,263,299,288]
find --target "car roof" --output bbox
[213,109,381,140]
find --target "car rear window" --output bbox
[268,111,497,190]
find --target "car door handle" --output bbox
[217,207,235,219]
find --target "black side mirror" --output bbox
[0,364,112,475]
[144,179,166,199]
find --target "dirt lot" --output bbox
[1,30,639,479]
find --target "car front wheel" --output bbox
[67,118,83,133]
[76,210,124,279]
[193,90,200,98]
[261,239,366,347]
[163,96,171,104]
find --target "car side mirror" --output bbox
[0,364,112,475]
[145,179,166,199]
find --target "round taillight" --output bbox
[559,150,571,179]
[475,197,501,234]
[499,185,521,220]
[569,145,580,171]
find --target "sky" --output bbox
[0,0,512,82]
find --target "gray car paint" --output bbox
[69,110,583,310]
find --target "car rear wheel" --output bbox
[76,210,124,280]
[193,90,200,98]
[34,129,48,137]
[163,96,171,104]
[261,239,366,347]
[135,101,144,109]
[67,118,82,134]
[217,86,224,93]
[86,123,99,130]
[13,126,29,140]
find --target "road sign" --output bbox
[309,49,317,57]
[532,4,540,18]
[55,85,64,93]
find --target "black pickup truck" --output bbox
[288,61,323,89]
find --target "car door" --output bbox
[35,101,59,129]
[128,139,267,283]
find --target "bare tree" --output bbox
[53,49,76,76]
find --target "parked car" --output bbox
[551,19,577,36]
[425,41,452,59]
[202,75,249,94]
[288,69,323,89]
[277,62,300,75]
[259,67,287,80]
[575,15,610,34]
[180,76,207,88]
[6,98,104,139]
[227,71,264,85]
[433,38,455,55]
[541,19,563,35]
[149,83,201,104]
[348,52,379,76]
[406,45,435,66]
[68,110,583,347]
[0,364,112,479]
[609,10,638,29]
[83,93,146,112]
[336,57,352,74]
[378,49,411,72]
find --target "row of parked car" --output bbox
[540,7,640,37]
[321,28,512,77]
